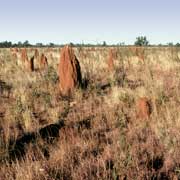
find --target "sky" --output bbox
[0,0,179,45]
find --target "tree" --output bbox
[134,36,149,46]
[118,42,125,46]
[49,42,55,47]
[102,41,107,46]
[167,42,173,46]
[17,41,22,47]
[69,42,74,47]
[0,41,12,48]
[36,43,43,47]
[23,40,30,47]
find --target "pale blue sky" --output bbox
[0,0,179,44]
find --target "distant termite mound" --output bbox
[136,47,145,61]
[40,53,48,70]
[29,56,34,71]
[107,49,115,71]
[21,48,28,63]
[25,56,34,72]
[34,49,39,59]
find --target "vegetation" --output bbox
[0,38,180,48]
[0,46,180,179]
[134,36,149,46]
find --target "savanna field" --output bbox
[0,46,180,179]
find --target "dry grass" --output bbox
[0,47,180,179]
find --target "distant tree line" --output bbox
[0,40,58,48]
[0,41,31,48]
[0,37,180,48]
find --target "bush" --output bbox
[44,66,59,84]
[134,36,149,46]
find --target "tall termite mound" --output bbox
[58,45,82,96]
[40,53,48,70]
[107,49,115,71]
[21,48,28,63]
[25,56,34,72]
[34,49,39,59]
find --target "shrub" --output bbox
[134,36,149,46]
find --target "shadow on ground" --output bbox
[0,80,12,98]
[8,115,95,162]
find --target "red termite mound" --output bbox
[30,56,34,71]
[136,97,152,119]
[58,45,82,96]
[21,48,28,63]
[34,49,39,59]
[27,56,34,72]
[107,49,115,71]
[136,47,145,61]
[40,53,48,70]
